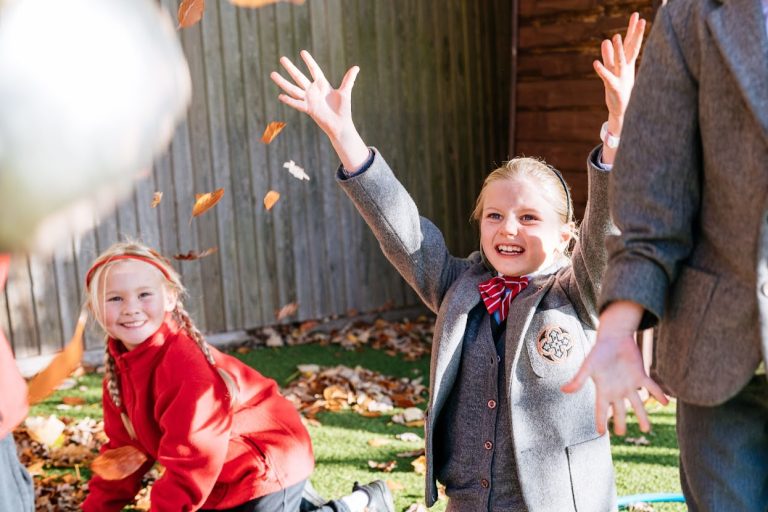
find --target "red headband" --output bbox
[85,254,172,290]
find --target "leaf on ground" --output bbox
[405,504,428,512]
[625,436,651,446]
[411,455,427,475]
[263,327,284,347]
[396,432,422,443]
[91,446,148,481]
[26,460,46,476]
[178,0,205,28]
[28,310,87,405]
[396,448,425,458]
[386,480,405,491]
[368,459,397,473]
[192,188,225,218]
[283,160,310,181]
[173,247,218,261]
[261,121,286,144]
[61,396,85,406]
[276,302,299,321]
[367,438,391,447]
[263,190,280,210]
[151,192,163,208]
[230,0,304,8]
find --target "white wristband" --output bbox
[600,121,620,149]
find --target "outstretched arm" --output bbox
[271,50,369,172]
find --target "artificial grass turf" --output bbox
[29,343,684,511]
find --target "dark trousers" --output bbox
[677,374,768,512]
[201,480,351,512]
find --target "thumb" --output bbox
[340,65,360,93]
[561,359,591,393]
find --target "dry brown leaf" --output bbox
[151,192,163,208]
[263,190,280,210]
[192,188,225,217]
[411,455,427,475]
[386,479,405,492]
[261,121,286,144]
[173,247,218,261]
[91,446,148,481]
[276,302,299,321]
[178,0,205,28]
[396,448,425,458]
[26,460,46,476]
[28,310,87,405]
[230,0,304,8]
[367,459,397,473]
[367,438,391,447]
[61,396,86,406]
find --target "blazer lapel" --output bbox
[429,266,488,416]
[707,0,768,144]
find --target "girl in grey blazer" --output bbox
[271,14,645,512]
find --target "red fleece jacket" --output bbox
[82,319,314,511]
[0,254,29,439]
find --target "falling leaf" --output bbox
[283,160,310,181]
[263,190,280,210]
[91,446,148,481]
[28,310,87,405]
[62,396,86,406]
[368,459,397,473]
[173,247,218,261]
[151,192,163,208]
[178,0,205,28]
[261,121,286,144]
[230,0,304,8]
[276,302,299,321]
[25,416,66,447]
[192,188,225,217]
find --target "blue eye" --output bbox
[521,214,538,222]
[486,212,502,220]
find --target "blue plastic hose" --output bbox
[618,493,686,509]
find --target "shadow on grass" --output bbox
[611,416,680,468]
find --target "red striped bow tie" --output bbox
[478,275,529,322]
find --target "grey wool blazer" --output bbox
[338,147,618,512]
[599,0,768,406]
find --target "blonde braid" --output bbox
[103,337,122,408]
[173,303,238,406]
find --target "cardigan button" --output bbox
[484,441,493,450]
[481,479,489,488]
[487,399,497,409]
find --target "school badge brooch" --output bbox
[536,326,573,364]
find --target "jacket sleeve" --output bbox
[82,381,154,512]
[598,3,701,329]
[148,371,232,512]
[559,145,618,326]
[336,148,472,313]
[0,254,28,439]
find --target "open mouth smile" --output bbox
[496,244,524,255]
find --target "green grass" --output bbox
[30,343,685,511]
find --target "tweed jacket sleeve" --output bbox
[557,146,618,326]
[337,149,472,313]
[598,2,703,328]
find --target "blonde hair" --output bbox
[471,157,578,250]
[85,241,236,430]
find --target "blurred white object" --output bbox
[0,0,191,252]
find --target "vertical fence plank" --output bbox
[6,257,38,358]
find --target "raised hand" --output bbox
[595,12,646,124]
[562,301,669,435]
[271,50,369,171]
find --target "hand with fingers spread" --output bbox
[595,12,646,165]
[561,301,669,435]
[271,50,370,172]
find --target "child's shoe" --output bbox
[352,480,395,512]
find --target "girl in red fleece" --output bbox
[81,242,393,512]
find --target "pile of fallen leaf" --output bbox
[246,315,434,361]
[282,364,428,422]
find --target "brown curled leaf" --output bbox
[91,446,148,481]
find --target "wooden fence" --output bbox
[4,0,513,362]
[513,0,657,215]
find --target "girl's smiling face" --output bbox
[100,260,177,350]
[479,176,572,277]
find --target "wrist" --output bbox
[606,115,623,136]
[598,300,643,339]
